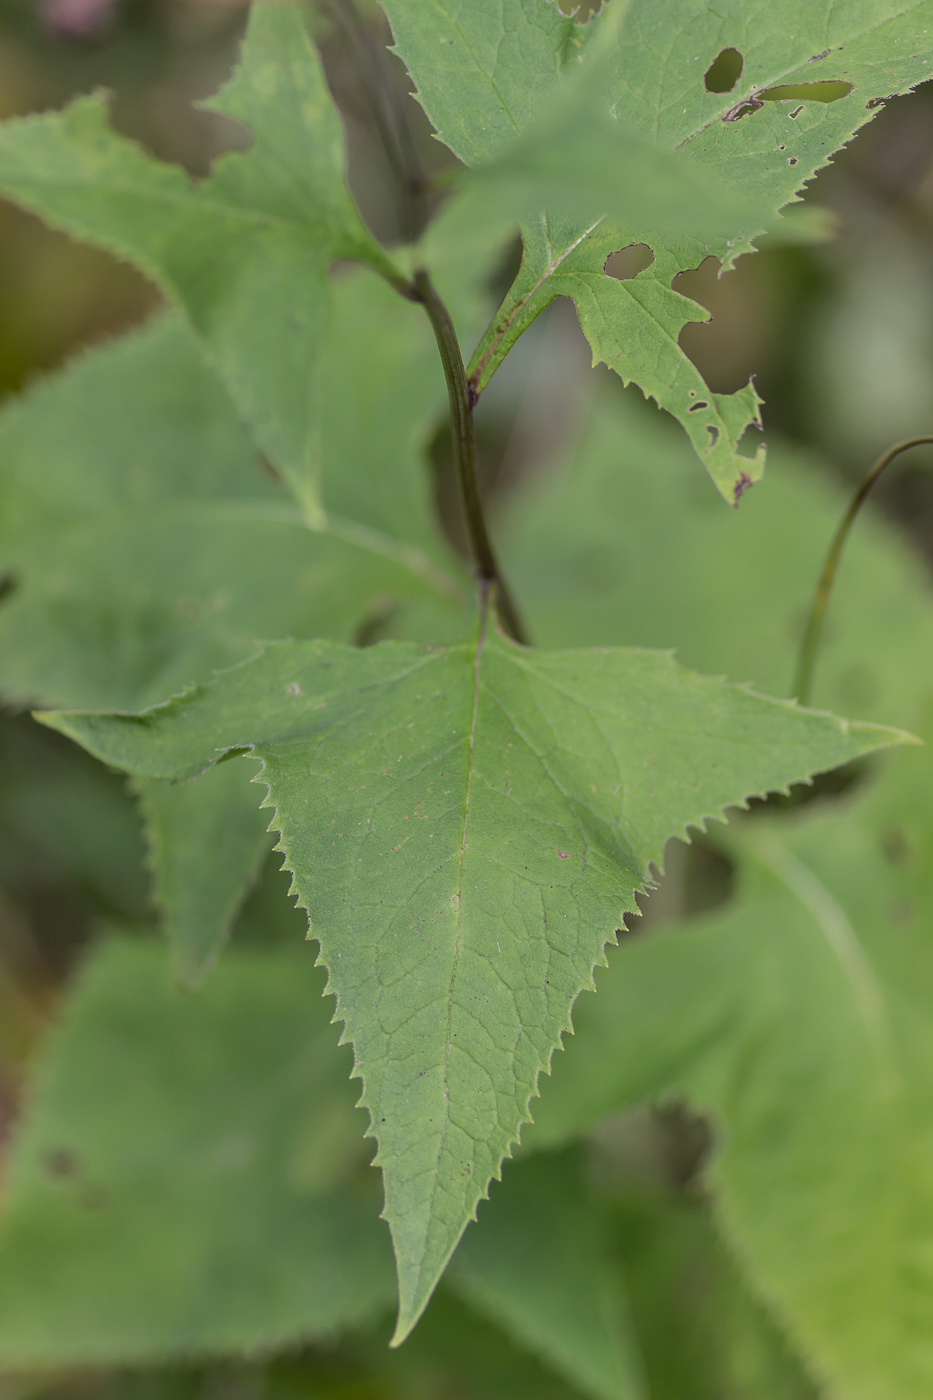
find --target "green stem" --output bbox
[412,269,529,645]
[793,435,933,705]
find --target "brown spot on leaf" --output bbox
[881,828,910,864]
[724,94,763,122]
[733,472,754,504]
[44,1147,80,1178]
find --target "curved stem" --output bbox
[413,268,529,645]
[793,435,933,705]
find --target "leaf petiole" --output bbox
[412,267,529,645]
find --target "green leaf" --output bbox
[372,1287,599,1400]
[134,761,272,990]
[0,937,396,1367]
[475,217,766,504]
[442,89,766,275]
[0,298,459,985]
[37,625,908,1339]
[608,1182,819,1400]
[387,0,933,500]
[381,0,587,167]
[316,274,452,568]
[502,388,933,730]
[0,4,403,509]
[527,727,933,1399]
[0,715,149,924]
[0,308,459,714]
[449,1149,645,1400]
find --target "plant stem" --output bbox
[413,269,529,645]
[793,435,933,705]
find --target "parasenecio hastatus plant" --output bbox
[0,3,932,1398]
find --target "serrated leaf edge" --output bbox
[34,640,913,1338]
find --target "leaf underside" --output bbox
[0,936,653,1392]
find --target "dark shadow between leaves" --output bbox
[0,573,17,609]
[590,1099,714,1197]
[621,834,736,939]
[746,755,873,815]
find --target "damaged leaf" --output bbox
[386,0,933,501]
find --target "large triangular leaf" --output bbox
[0,4,403,507]
[38,623,908,1338]
[386,0,933,500]
[526,726,933,1400]
[0,937,396,1367]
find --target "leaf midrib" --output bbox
[410,606,487,1309]
[5,163,343,241]
[469,214,602,386]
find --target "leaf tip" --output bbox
[389,1311,417,1349]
